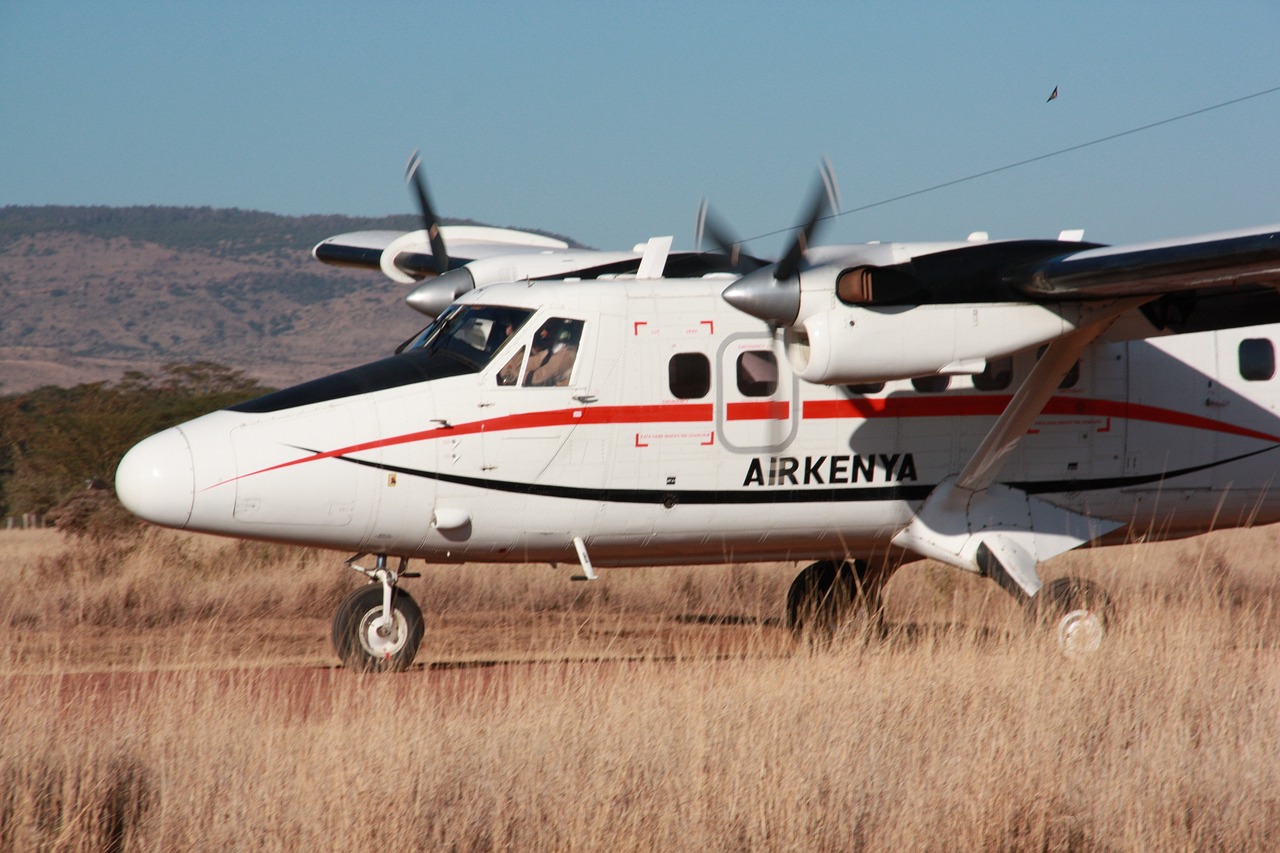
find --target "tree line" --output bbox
[0,362,271,532]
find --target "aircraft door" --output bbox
[478,314,600,486]
[716,332,799,454]
[1126,336,1216,490]
[1206,330,1280,483]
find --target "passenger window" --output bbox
[911,375,950,393]
[845,382,885,395]
[669,353,711,399]
[972,357,1012,391]
[737,351,778,397]
[1239,338,1275,381]
[496,346,525,386]
[523,318,585,386]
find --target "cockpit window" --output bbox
[229,304,535,414]
[400,304,534,370]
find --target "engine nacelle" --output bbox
[784,302,1089,384]
[404,250,643,317]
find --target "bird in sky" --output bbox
[1047,85,1059,102]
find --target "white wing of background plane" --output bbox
[312,153,771,318]
[312,225,571,284]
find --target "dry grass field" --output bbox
[3,525,1280,850]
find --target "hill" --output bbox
[0,206,577,393]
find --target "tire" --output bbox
[1029,576,1114,658]
[785,560,883,641]
[331,584,424,672]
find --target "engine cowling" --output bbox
[783,301,1083,385]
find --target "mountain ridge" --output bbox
[0,206,579,394]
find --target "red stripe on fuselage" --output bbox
[210,395,1280,490]
[726,400,790,420]
[206,403,714,490]
[802,395,1280,444]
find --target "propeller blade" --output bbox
[695,198,753,273]
[405,150,449,275]
[773,157,841,282]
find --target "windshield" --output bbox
[399,304,535,371]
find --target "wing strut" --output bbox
[891,299,1146,597]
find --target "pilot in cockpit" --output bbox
[526,323,580,386]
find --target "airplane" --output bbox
[114,154,1280,671]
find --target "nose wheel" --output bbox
[332,556,424,672]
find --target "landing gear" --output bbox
[785,559,894,640]
[332,555,424,672]
[1029,576,1114,658]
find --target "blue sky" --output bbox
[4,1,1280,255]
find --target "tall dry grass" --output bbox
[2,526,1280,849]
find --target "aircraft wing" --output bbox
[1010,224,1280,338]
[1014,224,1280,299]
[313,225,573,284]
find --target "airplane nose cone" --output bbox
[115,427,195,528]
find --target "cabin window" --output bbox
[736,351,778,397]
[1239,338,1275,381]
[845,382,885,395]
[669,353,711,399]
[972,357,1013,391]
[523,318,584,386]
[911,375,950,393]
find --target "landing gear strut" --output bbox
[785,559,895,640]
[332,554,424,672]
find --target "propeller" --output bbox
[399,152,476,317]
[775,156,841,282]
[405,150,450,275]
[720,159,841,326]
[696,199,759,274]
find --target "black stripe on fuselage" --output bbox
[318,442,1280,505]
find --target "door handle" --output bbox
[573,394,598,404]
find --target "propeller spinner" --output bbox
[720,159,841,326]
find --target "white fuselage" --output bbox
[115,277,1280,569]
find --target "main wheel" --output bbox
[785,560,886,641]
[331,584,425,672]
[1029,576,1114,658]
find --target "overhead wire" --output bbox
[745,84,1280,245]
